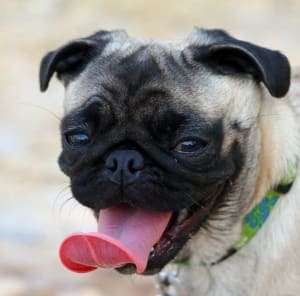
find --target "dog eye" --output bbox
[174,138,208,154]
[65,131,91,147]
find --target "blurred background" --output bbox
[0,0,299,295]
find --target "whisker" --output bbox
[52,184,71,214]
[66,198,81,218]
[243,112,284,124]
[59,196,76,216]
[181,191,201,207]
[17,102,62,121]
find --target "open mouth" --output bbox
[118,203,212,274]
[59,202,213,275]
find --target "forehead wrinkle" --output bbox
[110,46,164,99]
[63,30,262,129]
[64,39,190,114]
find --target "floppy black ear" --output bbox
[191,31,291,98]
[39,39,98,92]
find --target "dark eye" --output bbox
[65,131,91,147]
[174,138,208,154]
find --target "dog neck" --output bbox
[156,168,298,296]
[215,165,297,264]
[156,72,300,296]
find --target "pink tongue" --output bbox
[59,205,172,273]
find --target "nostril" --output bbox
[128,156,144,173]
[128,159,140,173]
[128,159,135,173]
[106,157,118,172]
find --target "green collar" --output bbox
[235,165,298,250]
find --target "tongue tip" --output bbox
[59,233,148,274]
[59,208,172,274]
[59,233,98,273]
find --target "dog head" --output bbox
[40,28,291,274]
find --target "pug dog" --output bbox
[39,28,300,296]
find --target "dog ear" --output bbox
[191,30,291,98]
[39,38,98,92]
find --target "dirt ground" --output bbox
[0,1,299,295]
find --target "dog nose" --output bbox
[105,150,144,185]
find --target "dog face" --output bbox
[40,28,290,274]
